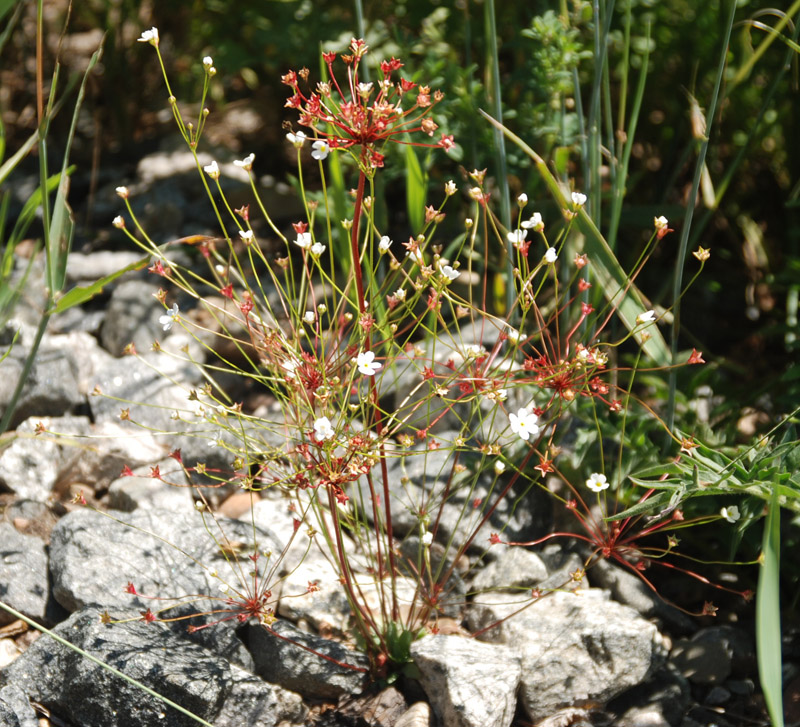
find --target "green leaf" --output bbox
[757,481,784,726]
[405,145,426,235]
[479,110,670,365]
[46,40,103,295]
[0,127,37,186]
[50,255,149,314]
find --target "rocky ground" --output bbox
[0,141,784,727]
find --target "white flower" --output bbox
[310,242,326,256]
[313,416,335,441]
[571,191,587,207]
[721,505,740,523]
[303,311,315,324]
[507,228,527,246]
[112,215,125,229]
[494,460,506,474]
[445,180,457,196]
[521,212,544,232]
[203,56,214,69]
[407,248,424,266]
[421,531,433,546]
[159,303,179,332]
[466,344,484,358]
[294,232,312,249]
[439,263,460,282]
[115,186,129,199]
[506,327,520,343]
[234,153,255,171]
[357,82,374,97]
[204,161,220,179]
[517,193,528,205]
[355,351,382,376]
[393,288,406,301]
[287,130,307,147]
[311,140,330,161]
[378,236,392,254]
[509,409,540,442]
[654,215,669,230]
[636,310,656,325]
[544,247,558,264]
[586,472,609,492]
[137,27,159,45]
[239,229,254,244]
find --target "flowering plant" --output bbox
[99,31,748,677]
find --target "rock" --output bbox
[670,634,731,686]
[0,339,84,430]
[356,438,551,554]
[0,640,20,669]
[583,556,694,631]
[48,507,282,669]
[336,686,408,727]
[246,619,368,700]
[470,547,548,593]
[213,663,306,727]
[99,278,166,356]
[0,685,37,727]
[0,607,289,727]
[107,457,195,512]
[608,665,691,727]
[535,543,586,592]
[0,523,49,626]
[468,589,667,721]
[66,250,143,284]
[395,701,433,727]
[0,698,19,727]
[0,416,91,502]
[411,634,520,727]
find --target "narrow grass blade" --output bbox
[405,145,425,235]
[757,481,784,727]
[0,600,215,727]
[51,255,150,314]
[479,110,670,365]
[47,41,104,294]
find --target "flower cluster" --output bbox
[282,38,453,168]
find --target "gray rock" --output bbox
[411,634,520,727]
[469,588,667,721]
[609,665,690,727]
[470,547,548,593]
[66,250,143,283]
[357,439,551,555]
[583,556,694,630]
[535,543,586,591]
[100,278,165,357]
[0,340,84,429]
[395,701,433,727]
[0,416,91,502]
[49,507,282,670]
[213,663,306,727]
[107,457,195,512]
[246,620,368,700]
[0,685,37,727]
[0,523,49,626]
[1,607,229,727]
[0,698,19,727]
[669,626,753,686]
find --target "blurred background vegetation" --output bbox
[2,0,797,440]
[0,1,796,457]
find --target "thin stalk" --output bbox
[484,0,514,316]
[0,600,215,727]
[666,0,737,434]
